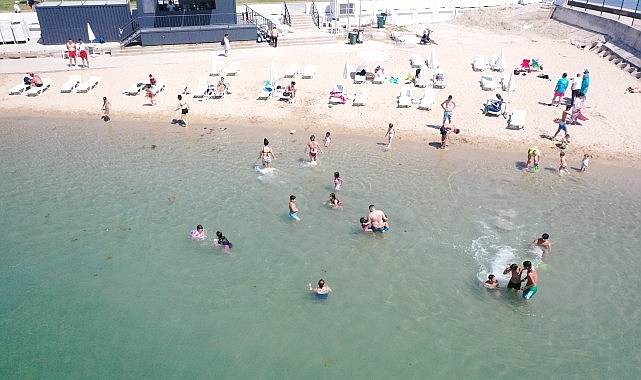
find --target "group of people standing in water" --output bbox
[484,233,552,300]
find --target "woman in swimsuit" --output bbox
[259,138,275,168]
[305,135,321,163]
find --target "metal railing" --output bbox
[568,0,641,24]
[283,2,291,27]
[310,1,320,28]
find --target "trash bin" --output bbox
[348,32,357,45]
[357,29,364,43]
[377,13,387,28]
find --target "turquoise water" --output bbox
[1,117,640,379]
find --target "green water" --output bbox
[1,117,640,379]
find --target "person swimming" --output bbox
[190,224,206,240]
[215,231,233,251]
[484,274,499,288]
[333,171,343,191]
[360,217,372,232]
[308,278,332,299]
[328,192,342,208]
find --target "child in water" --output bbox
[289,195,300,220]
[559,151,569,175]
[581,154,590,172]
[484,274,499,288]
[333,171,343,191]
[190,224,206,240]
[323,131,331,147]
[215,231,233,251]
[327,193,342,208]
[360,217,372,232]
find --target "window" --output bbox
[339,3,354,15]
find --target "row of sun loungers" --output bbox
[8,78,54,97]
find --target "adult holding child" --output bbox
[367,204,389,232]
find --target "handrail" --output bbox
[244,4,275,34]
[310,1,320,29]
[283,2,291,27]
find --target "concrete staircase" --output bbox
[279,9,339,47]
[589,40,641,80]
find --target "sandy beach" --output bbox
[1,5,640,166]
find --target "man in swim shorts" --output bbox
[367,205,389,232]
[532,233,552,254]
[305,135,321,163]
[66,38,77,66]
[503,263,523,291]
[289,195,300,220]
[440,95,455,127]
[521,260,538,300]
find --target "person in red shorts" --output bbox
[66,38,77,66]
[77,38,89,68]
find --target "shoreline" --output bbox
[1,5,640,167]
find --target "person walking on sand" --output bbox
[305,135,322,163]
[441,95,455,127]
[66,38,77,66]
[550,72,569,107]
[289,195,300,220]
[521,261,538,300]
[571,73,582,105]
[580,154,590,172]
[581,69,590,99]
[385,123,395,149]
[223,33,230,57]
[552,105,572,141]
[558,151,569,176]
[102,97,111,122]
[503,263,523,292]
[532,233,552,254]
[271,26,279,48]
[176,95,189,126]
[259,138,275,168]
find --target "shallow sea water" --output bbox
[1,117,640,379]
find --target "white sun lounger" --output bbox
[152,79,166,93]
[433,71,446,89]
[302,65,315,79]
[352,88,368,106]
[257,80,275,100]
[25,78,52,96]
[372,73,386,84]
[76,76,100,93]
[123,80,147,96]
[480,75,500,91]
[472,55,485,71]
[284,64,300,78]
[60,75,81,93]
[328,84,346,104]
[508,109,526,129]
[226,62,240,76]
[193,77,209,98]
[9,82,29,95]
[354,65,366,84]
[397,86,413,108]
[410,54,423,68]
[211,58,224,76]
[415,65,428,88]
[418,89,436,110]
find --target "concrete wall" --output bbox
[552,6,641,53]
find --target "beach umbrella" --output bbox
[505,71,516,92]
[87,22,96,44]
[427,50,438,69]
[496,50,506,72]
[343,59,349,81]
[270,61,279,85]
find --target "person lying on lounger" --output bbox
[215,77,228,97]
[484,93,504,114]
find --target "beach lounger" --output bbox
[472,55,485,71]
[508,110,526,129]
[284,64,300,78]
[302,65,316,79]
[410,54,423,68]
[76,76,100,93]
[397,86,412,108]
[25,78,52,96]
[123,80,147,96]
[354,65,366,84]
[391,31,406,45]
[211,58,224,76]
[352,88,368,106]
[329,84,346,104]
[226,62,240,76]
[9,82,29,95]
[415,65,428,88]
[418,89,436,110]
[257,80,275,100]
[193,77,209,98]
[60,75,81,93]
[372,72,386,84]
[433,71,446,89]
[480,75,500,91]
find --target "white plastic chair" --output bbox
[472,55,485,71]
[397,86,412,108]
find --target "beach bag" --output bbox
[182,108,189,114]
[221,40,225,46]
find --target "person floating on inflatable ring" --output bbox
[190,225,206,240]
